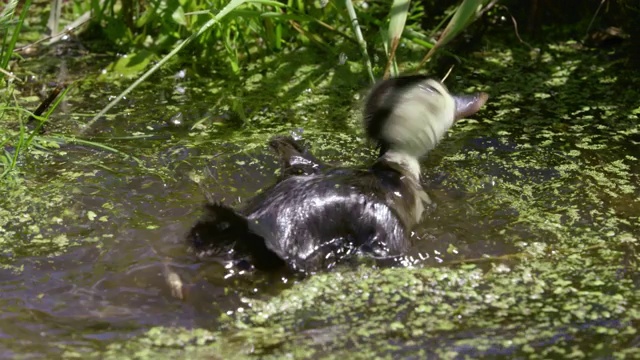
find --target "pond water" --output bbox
[1,40,638,358]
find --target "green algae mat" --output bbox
[98,42,639,358]
[2,39,639,359]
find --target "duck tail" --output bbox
[187,203,285,270]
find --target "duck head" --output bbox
[364,75,488,179]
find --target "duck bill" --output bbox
[453,92,489,122]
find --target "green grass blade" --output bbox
[1,0,31,69]
[0,0,18,32]
[41,135,143,165]
[47,0,63,38]
[384,0,410,78]
[0,0,19,60]
[85,0,254,133]
[345,0,375,84]
[244,0,286,6]
[439,0,483,44]
[418,0,484,67]
[403,28,435,49]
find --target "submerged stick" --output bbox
[31,85,66,117]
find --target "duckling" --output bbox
[187,75,488,273]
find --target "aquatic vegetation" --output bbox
[87,0,492,127]
[1,0,30,70]
[99,39,639,359]
[0,1,639,358]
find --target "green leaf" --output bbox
[172,5,187,26]
[418,0,485,67]
[104,50,156,78]
[384,0,410,78]
[387,0,410,51]
[89,0,289,127]
[438,0,483,45]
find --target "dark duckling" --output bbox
[188,75,488,273]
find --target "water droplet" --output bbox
[290,128,304,140]
[169,112,183,126]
